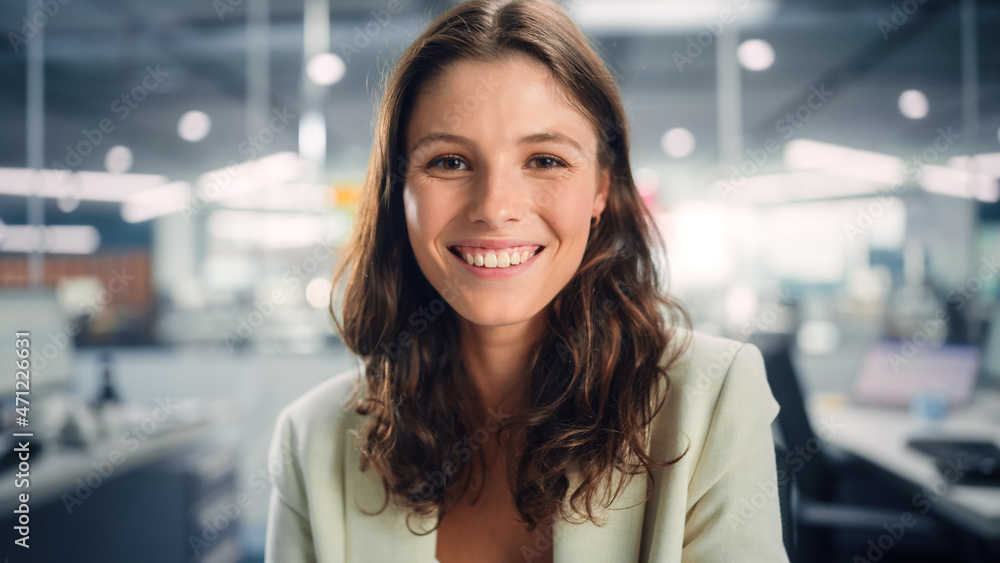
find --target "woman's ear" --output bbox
[593,167,610,216]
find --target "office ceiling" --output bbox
[0,0,998,197]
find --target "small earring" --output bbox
[590,214,601,228]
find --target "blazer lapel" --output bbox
[552,465,649,563]
[344,435,440,562]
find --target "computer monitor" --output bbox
[978,304,1000,389]
[849,339,981,408]
[0,288,75,399]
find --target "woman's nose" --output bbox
[466,162,525,229]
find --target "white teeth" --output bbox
[460,247,539,268]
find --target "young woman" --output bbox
[265,1,788,561]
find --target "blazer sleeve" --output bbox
[265,406,318,563]
[681,343,789,563]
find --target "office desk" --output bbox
[0,398,238,513]
[808,390,1000,540]
[1,398,243,563]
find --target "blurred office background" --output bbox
[1,0,999,561]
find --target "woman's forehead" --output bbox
[405,57,600,154]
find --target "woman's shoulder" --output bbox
[657,327,778,429]
[273,364,366,444]
[662,328,767,393]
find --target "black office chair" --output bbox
[775,443,797,563]
[758,335,950,562]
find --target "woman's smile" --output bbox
[447,241,545,279]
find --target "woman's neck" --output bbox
[457,311,546,415]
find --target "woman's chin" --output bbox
[453,304,537,329]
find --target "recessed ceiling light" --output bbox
[898,90,929,120]
[307,53,346,86]
[737,39,774,71]
[661,128,696,159]
[104,145,133,174]
[305,277,332,309]
[178,110,211,142]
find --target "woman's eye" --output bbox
[528,155,566,169]
[430,156,469,171]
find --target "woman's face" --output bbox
[403,56,609,329]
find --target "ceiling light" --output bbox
[948,153,1000,179]
[121,182,193,223]
[737,39,774,71]
[898,90,929,120]
[104,145,133,174]
[920,165,999,202]
[573,0,776,33]
[0,225,100,254]
[207,210,327,249]
[0,168,168,202]
[307,53,346,86]
[305,277,332,309]
[785,139,905,185]
[661,128,695,159]
[717,171,886,204]
[178,110,211,142]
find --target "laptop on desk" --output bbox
[848,339,981,408]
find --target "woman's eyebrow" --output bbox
[410,132,472,153]
[410,131,584,154]
[519,132,583,153]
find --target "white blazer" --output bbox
[264,330,789,562]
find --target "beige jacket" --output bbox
[264,330,789,562]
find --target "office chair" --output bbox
[775,443,797,563]
[757,335,948,562]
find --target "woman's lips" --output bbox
[448,245,544,279]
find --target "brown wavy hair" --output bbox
[330,0,691,533]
